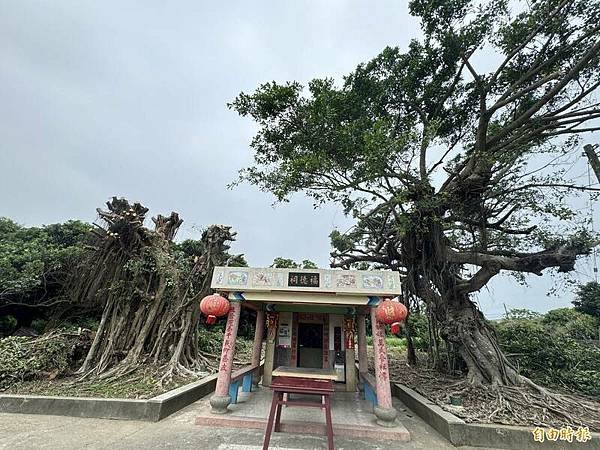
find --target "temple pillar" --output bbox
[210,299,242,414]
[344,316,357,392]
[370,307,398,427]
[251,310,265,387]
[262,312,278,387]
[322,314,330,369]
[357,313,368,374]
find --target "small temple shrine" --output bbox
[202,266,406,431]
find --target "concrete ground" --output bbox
[196,386,409,441]
[229,387,381,425]
[0,391,504,450]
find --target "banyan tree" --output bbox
[69,197,237,381]
[230,0,600,387]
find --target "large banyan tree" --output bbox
[231,0,600,387]
[69,198,237,381]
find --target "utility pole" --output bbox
[583,144,600,184]
[583,143,600,281]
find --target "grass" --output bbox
[3,330,256,399]
[4,364,192,399]
[366,335,407,351]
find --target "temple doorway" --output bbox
[297,323,323,368]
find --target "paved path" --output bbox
[0,393,502,450]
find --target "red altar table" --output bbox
[262,376,334,450]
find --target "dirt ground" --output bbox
[384,349,600,432]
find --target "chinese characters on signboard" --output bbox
[288,272,320,288]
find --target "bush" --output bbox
[385,336,407,351]
[406,313,429,351]
[495,312,600,397]
[0,315,17,337]
[0,331,89,389]
[198,328,227,354]
[573,282,600,319]
[542,307,599,340]
[198,327,253,353]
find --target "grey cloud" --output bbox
[0,1,595,318]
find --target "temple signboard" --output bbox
[288,272,320,288]
[210,266,401,297]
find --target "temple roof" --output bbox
[210,266,401,298]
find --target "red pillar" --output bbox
[210,300,241,414]
[370,307,398,427]
[357,314,368,374]
[251,310,265,386]
[322,314,330,369]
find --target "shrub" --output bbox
[0,331,86,389]
[495,314,600,397]
[542,308,599,340]
[573,282,600,319]
[0,315,17,337]
[385,336,407,351]
[406,313,429,351]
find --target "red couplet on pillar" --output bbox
[344,317,354,348]
[375,298,408,335]
[200,293,230,324]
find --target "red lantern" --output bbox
[200,293,230,324]
[375,298,408,335]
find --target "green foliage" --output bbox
[230,0,600,302]
[0,315,17,336]
[0,218,90,306]
[542,307,599,340]
[365,335,407,351]
[270,257,318,269]
[495,308,600,396]
[385,336,407,351]
[406,313,430,351]
[505,308,542,320]
[6,364,190,399]
[573,282,600,319]
[30,319,48,335]
[176,239,248,268]
[198,328,228,354]
[329,230,355,254]
[0,333,72,389]
[301,260,318,269]
[197,327,254,360]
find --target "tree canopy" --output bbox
[0,218,90,329]
[573,281,600,319]
[231,0,600,386]
[270,257,318,269]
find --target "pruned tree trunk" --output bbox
[71,197,236,383]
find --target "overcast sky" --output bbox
[1,1,598,319]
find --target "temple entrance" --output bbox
[207,266,403,429]
[297,323,323,368]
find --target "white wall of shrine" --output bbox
[328,314,344,351]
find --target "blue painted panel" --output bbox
[242,374,253,393]
[367,296,380,306]
[364,384,377,406]
[229,380,240,404]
